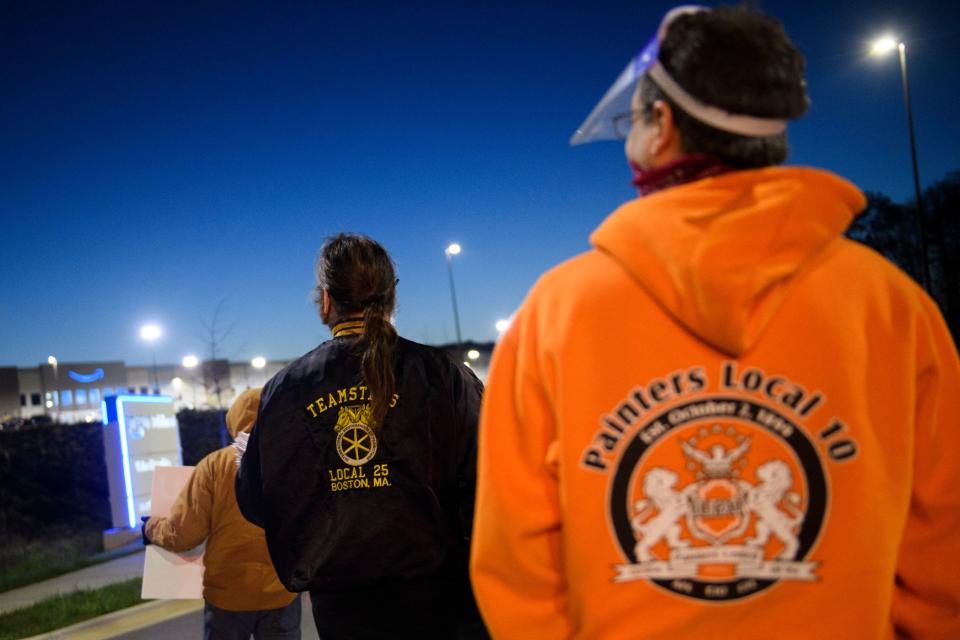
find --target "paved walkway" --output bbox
[0,545,145,615]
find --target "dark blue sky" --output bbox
[2,0,958,368]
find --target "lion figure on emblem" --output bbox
[745,460,804,559]
[631,468,693,562]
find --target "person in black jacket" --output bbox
[236,233,486,639]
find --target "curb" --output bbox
[23,598,203,640]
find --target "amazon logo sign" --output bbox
[68,368,105,383]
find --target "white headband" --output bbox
[646,62,788,137]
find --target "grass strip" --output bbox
[0,556,102,596]
[0,537,141,595]
[0,577,144,640]
[0,533,103,594]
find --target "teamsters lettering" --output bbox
[305,386,399,418]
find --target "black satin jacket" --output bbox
[236,334,482,593]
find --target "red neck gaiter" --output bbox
[630,153,732,196]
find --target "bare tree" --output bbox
[198,298,237,409]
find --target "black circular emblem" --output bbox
[336,422,377,466]
[609,396,826,601]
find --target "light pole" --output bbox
[444,243,464,347]
[171,376,184,405]
[47,355,59,422]
[870,35,931,291]
[182,354,199,407]
[139,324,162,394]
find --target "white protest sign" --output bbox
[141,465,205,600]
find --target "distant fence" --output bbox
[0,410,227,541]
[177,409,229,466]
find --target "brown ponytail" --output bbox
[316,233,398,428]
[361,300,397,428]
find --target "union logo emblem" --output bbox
[610,397,826,601]
[334,404,378,466]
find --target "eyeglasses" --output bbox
[612,110,643,139]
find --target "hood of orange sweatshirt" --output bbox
[590,166,865,356]
[226,387,262,438]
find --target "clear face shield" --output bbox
[569,33,661,146]
[570,6,704,146]
[569,5,787,146]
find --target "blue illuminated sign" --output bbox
[102,395,180,529]
[68,368,105,383]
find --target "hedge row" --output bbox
[0,410,227,540]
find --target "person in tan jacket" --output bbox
[144,388,300,640]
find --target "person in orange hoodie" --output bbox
[144,388,300,639]
[470,5,960,640]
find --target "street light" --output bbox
[870,34,931,290]
[495,318,511,334]
[181,355,199,407]
[870,36,897,56]
[249,356,267,389]
[139,323,162,393]
[140,324,162,342]
[444,243,464,347]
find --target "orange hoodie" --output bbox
[146,388,297,611]
[471,167,960,639]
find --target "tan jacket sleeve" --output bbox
[144,457,214,553]
[470,301,573,639]
[891,299,960,639]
